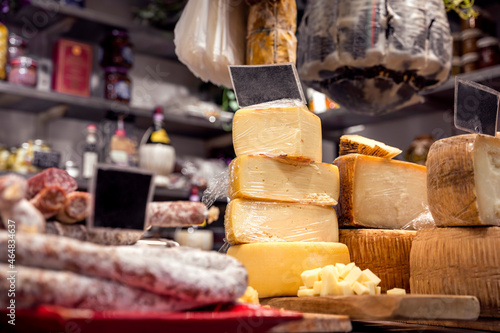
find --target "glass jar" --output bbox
[461,52,479,73]
[477,37,500,69]
[8,56,37,86]
[100,29,134,69]
[8,33,27,60]
[104,67,131,104]
[460,29,481,54]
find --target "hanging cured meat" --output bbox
[297,0,452,115]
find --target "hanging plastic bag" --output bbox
[174,0,247,88]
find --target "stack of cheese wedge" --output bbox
[411,134,500,318]
[226,102,350,298]
[333,135,429,293]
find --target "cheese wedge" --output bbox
[410,227,500,318]
[339,135,402,159]
[227,242,350,298]
[427,134,500,227]
[340,229,416,293]
[228,155,339,206]
[333,154,429,229]
[232,105,322,162]
[225,199,339,245]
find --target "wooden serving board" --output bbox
[260,295,480,321]
[269,313,352,332]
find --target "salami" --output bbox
[147,201,220,227]
[0,231,247,304]
[27,167,77,199]
[45,222,144,245]
[30,186,66,219]
[0,174,27,211]
[55,191,91,224]
[1,199,45,232]
[0,264,203,311]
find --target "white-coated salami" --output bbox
[27,167,77,199]
[45,222,144,245]
[1,199,45,232]
[147,201,219,227]
[0,174,27,211]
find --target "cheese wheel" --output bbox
[232,105,322,162]
[228,155,339,206]
[338,135,402,159]
[225,199,339,245]
[333,154,429,229]
[227,242,350,298]
[427,134,500,227]
[339,229,416,293]
[410,227,500,318]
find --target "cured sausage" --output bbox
[29,186,66,219]
[27,167,77,199]
[55,191,91,224]
[0,231,248,304]
[0,174,26,211]
[0,264,204,312]
[45,222,144,245]
[147,201,219,227]
[0,199,45,232]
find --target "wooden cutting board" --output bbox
[269,313,352,332]
[261,295,480,321]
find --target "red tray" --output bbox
[1,303,302,333]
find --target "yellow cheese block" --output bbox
[227,242,350,298]
[232,105,322,162]
[410,227,500,318]
[333,154,429,229]
[427,134,500,227]
[225,199,339,245]
[228,155,339,206]
[339,229,416,293]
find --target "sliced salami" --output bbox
[27,167,77,199]
[55,191,91,224]
[30,186,66,219]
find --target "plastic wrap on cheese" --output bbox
[246,0,297,65]
[297,0,452,115]
[426,134,500,227]
[333,154,434,230]
[232,99,322,162]
[225,198,339,245]
[228,155,339,206]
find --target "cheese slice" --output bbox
[340,229,416,293]
[339,135,402,159]
[227,242,350,298]
[333,154,429,229]
[427,134,500,227]
[225,199,339,245]
[228,155,339,206]
[410,227,500,318]
[232,106,322,162]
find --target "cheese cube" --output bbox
[361,269,382,286]
[225,199,339,245]
[320,265,340,282]
[301,268,321,288]
[335,263,346,271]
[298,288,315,297]
[338,281,354,295]
[339,263,356,279]
[313,281,323,296]
[232,106,322,162]
[228,155,339,206]
[376,287,382,295]
[299,286,307,290]
[387,288,406,295]
[333,154,428,229]
[343,266,363,286]
[353,281,370,295]
[320,266,341,296]
[363,281,377,295]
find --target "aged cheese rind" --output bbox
[232,106,322,162]
[410,227,500,318]
[333,154,428,229]
[427,134,500,227]
[225,199,339,245]
[340,229,416,293]
[228,155,339,206]
[227,242,350,298]
[339,135,402,159]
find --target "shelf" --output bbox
[318,64,500,138]
[0,81,233,139]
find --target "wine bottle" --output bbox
[82,124,99,178]
[146,106,171,145]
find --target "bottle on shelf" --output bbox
[109,116,138,167]
[139,106,176,176]
[82,124,99,178]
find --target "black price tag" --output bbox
[88,165,155,231]
[229,63,306,108]
[455,78,499,136]
[33,151,61,169]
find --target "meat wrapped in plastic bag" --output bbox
[297,0,452,115]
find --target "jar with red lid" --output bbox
[104,67,131,104]
[8,56,37,86]
[477,37,500,69]
[100,29,134,69]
